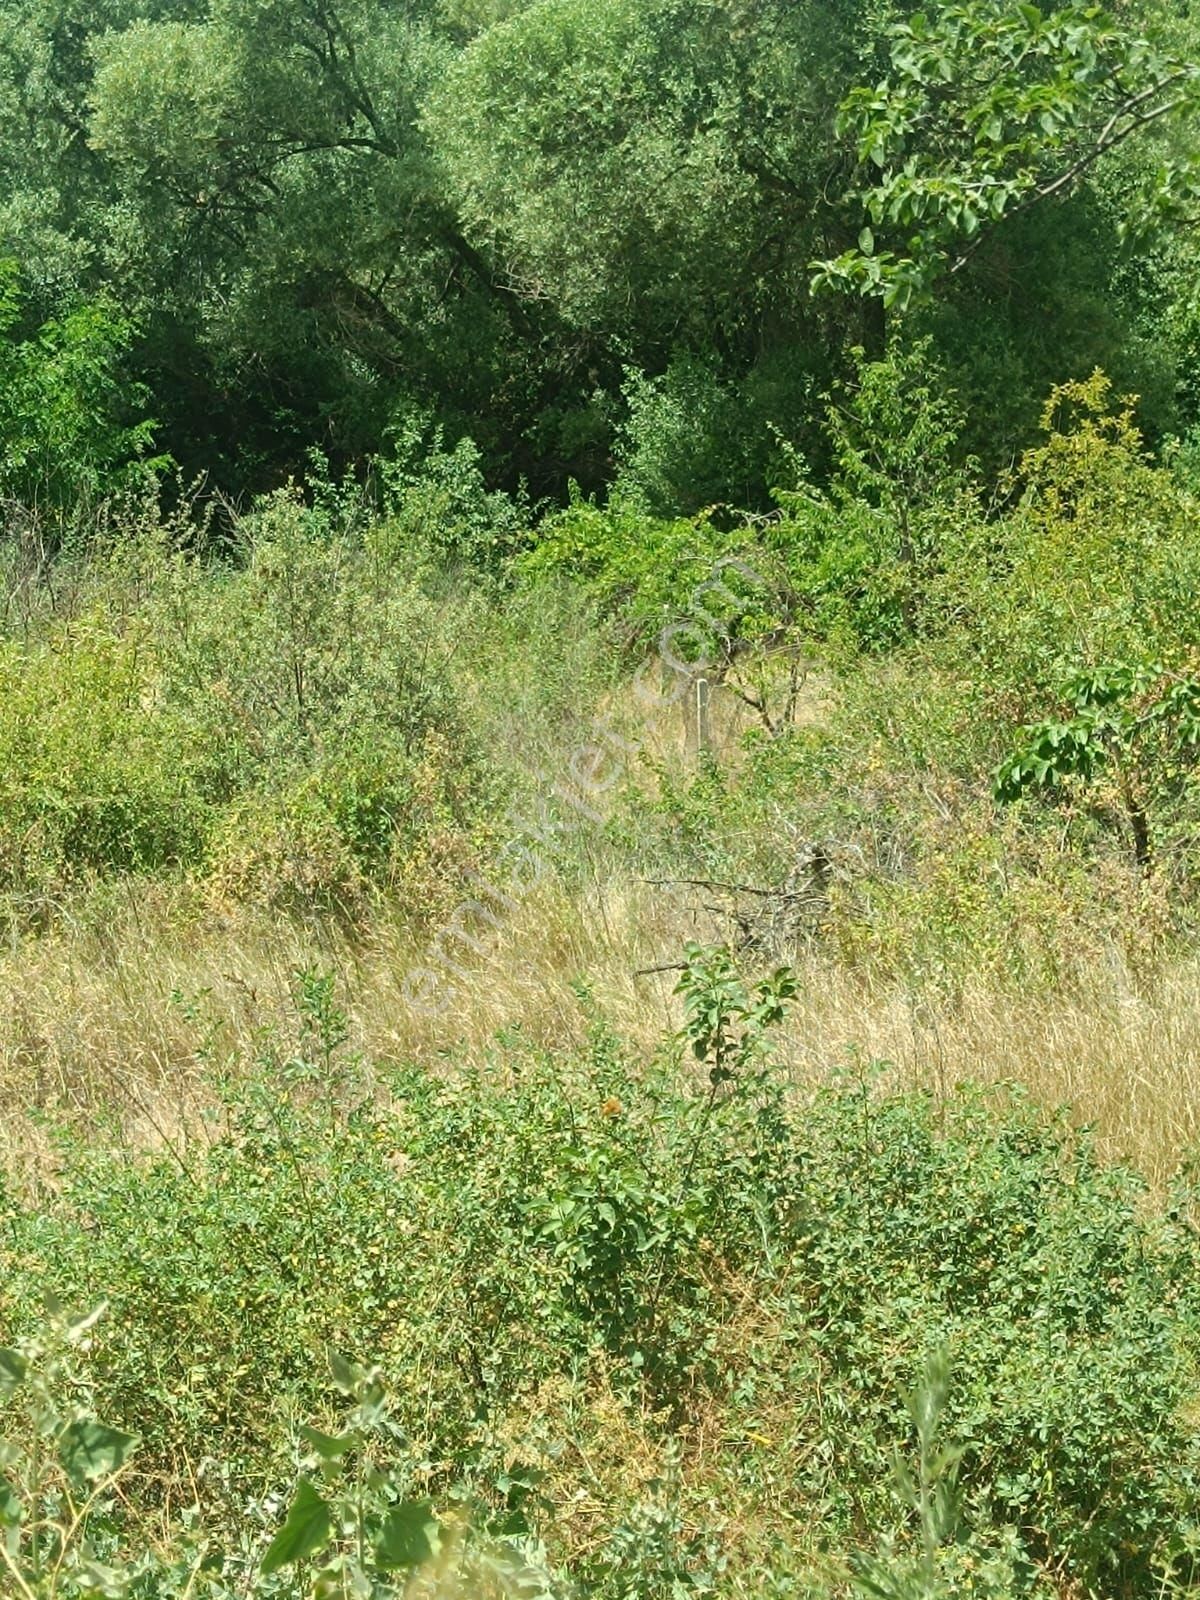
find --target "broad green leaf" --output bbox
[0,1474,19,1526]
[327,1349,358,1396]
[59,1421,138,1484]
[858,226,875,256]
[70,1557,128,1598]
[299,1423,356,1460]
[261,1477,333,1573]
[374,1499,442,1571]
[0,1350,26,1397]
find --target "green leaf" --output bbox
[299,1423,356,1460]
[858,226,875,256]
[59,1421,138,1484]
[64,1304,109,1342]
[0,1351,26,1398]
[327,1349,358,1396]
[0,1474,19,1526]
[375,1499,442,1571]
[69,1557,128,1598]
[261,1477,333,1573]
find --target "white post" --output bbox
[694,676,710,755]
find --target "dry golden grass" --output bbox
[2,862,1199,1191]
[0,643,1188,1187]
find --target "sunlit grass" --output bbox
[4,863,1198,1191]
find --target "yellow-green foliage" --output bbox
[0,492,495,920]
[0,617,208,899]
[953,372,1200,691]
[519,490,748,642]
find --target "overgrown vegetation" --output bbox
[5,0,1200,1590]
[5,958,1200,1597]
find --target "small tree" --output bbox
[994,660,1200,869]
[0,261,162,524]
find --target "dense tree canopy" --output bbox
[0,0,1197,504]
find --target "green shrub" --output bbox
[3,964,1197,1594]
[995,658,1200,874]
[768,341,980,655]
[0,262,163,524]
[0,492,500,919]
[375,407,527,570]
[789,1070,1200,1584]
[950,372,1200,698]
[0,616,210,904]
[0,1303,143,1600]
[614,357,761,516]
[521,490,742,639]
[520,489,800,708]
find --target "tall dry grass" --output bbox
[2,865,1198,1192]
[0,620,1191,1189]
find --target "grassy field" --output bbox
[6,379,1200,1597]
[5,849,1200,1190]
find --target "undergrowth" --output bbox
[4,356,1200,1598]
[3,953,1200,1597]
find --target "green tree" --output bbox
[0,261,160,519]
[425,0,880,499]
[815,0,1200,311]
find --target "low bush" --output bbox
[767,340,981,656]
[2,955,1198,1596]
[614,356,763,516]
[375,407,528,571]
[942,374,1200,707]
[519,489,748,645]
[0,492,502,922]
[0,618,209,905]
